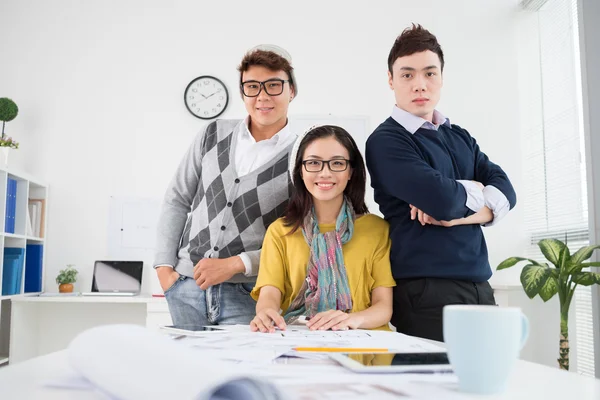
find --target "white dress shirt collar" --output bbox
[391,105,450,134]
[240,116,293,148]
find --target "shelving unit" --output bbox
[0,167,48,367]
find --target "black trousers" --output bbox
[391,277,496,342]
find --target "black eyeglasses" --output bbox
[241,79,289,97]
[302,159,351,173]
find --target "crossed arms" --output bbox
[366,128,517,228]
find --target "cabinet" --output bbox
[0,167,48,366]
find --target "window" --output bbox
[521,0,594,375]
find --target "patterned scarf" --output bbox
[284,198,355,322]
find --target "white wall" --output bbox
[579,0,600,378]
[0,0,526,293]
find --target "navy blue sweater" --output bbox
[366,117,517,282]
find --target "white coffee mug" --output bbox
[443,305,529,394]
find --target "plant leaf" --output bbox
[567,261,600,276]
[571,272,600,286]
[538,239,566,266]
[497,257,541,270]
[558,246,572,280]
[538,276,559,302]
[570,245,600,265]
[578,262,600,268]
[520,264,552,298]
[560,245,571,268]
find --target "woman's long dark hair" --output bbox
[284,125,369,233]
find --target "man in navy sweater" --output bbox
[365,25,517,341]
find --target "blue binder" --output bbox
[2,247,25,295]
[4,178,17,234]
[11,178,17,233]
[3,183,7,233]
[5,178,14,233]
[24,244,44,293]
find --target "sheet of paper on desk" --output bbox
[47,325,286,400]
[278,379,459,400]
[181,333,349,355]
[187,348,288,365]
[177,326,444,354]
[219,326,443,349]
[261,364,458,400]
[283,382,410,399]
[273,329,444,353]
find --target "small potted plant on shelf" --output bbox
[56,265,78,293]
[0,97,19,167]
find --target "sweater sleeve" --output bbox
[240,249,261,277]
[366,130,470,221]
[153,122,213,269]
[468,131,517,210]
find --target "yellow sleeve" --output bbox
[371,222,396,289]
[250,220,287,301]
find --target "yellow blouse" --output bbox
[251,214,395,330]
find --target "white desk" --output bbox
[9,294,172,364]
[0,348,599,399]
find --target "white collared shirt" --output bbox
[234,117,296,275]
[391,105,451,134]
[234,117,295,176]
[390,105,509,226]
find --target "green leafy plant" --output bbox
[0,136,19,149]
[56,264,78,285]
[0,98,19,149]
[498,239,600,371]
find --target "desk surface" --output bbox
[11,293,166,304]
[1,348,599,399]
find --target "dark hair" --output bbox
[387,24,445,75]
[284,125,369,233]
[237,50,296,95]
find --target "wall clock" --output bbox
[184,75,229,119]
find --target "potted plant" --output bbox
[56,265,78,293]
[497,239,600,371]
[0,98,19,166]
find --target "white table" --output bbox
[0,348,599,399]
[9,294,172,363]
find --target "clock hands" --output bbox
[204,91,218,99]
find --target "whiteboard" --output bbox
[107,196,163,294]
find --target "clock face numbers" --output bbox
[185,76,229,119]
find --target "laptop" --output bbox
[82,260,143,296]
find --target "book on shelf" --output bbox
[25,206,33,236]
[28,198,46,238]
[5,178,16,234]
[2,247,25,296]
[25,244,43,293]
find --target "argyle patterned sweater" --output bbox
[154,119,294,282]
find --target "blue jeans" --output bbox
[164,275,257,326]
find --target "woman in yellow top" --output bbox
[250,125,395,332]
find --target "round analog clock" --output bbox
[184,75,229,119]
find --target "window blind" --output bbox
[521,0,594,376]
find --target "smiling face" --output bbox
[301,137,352,207]
[241,65,294,134]
[388,50,443,122]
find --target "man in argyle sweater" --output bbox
[154,45,298,326]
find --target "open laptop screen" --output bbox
[91,261,143,293]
